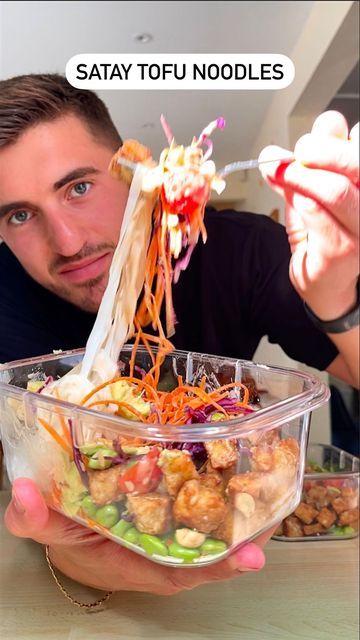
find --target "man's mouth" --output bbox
[57,252,112,284]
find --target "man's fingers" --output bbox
[5,478,49,538]
[163,542,266,594]
[350,122,359,144]
[294,133,359,185]
[290,194,357,264]
[261,159,359,237]
[162,526,275,594]
[311,110,349,139]
[258,144,293,175]
[5,478,97,546]
[258,144,291,198]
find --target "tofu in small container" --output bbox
[273,443,359,541]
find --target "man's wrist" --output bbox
[304,279,360,334]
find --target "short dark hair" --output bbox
[0,73,122,150]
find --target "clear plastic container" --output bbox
[273,443,359,541]
[0,347,330,567]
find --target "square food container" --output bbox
[0,347,330,567]
[273,443,359,541]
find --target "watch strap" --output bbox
[304,280,360,334]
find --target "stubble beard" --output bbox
[48,273,107,313]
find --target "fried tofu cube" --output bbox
[158,449,198,497]
[226,472,263,499]
[294,502,319,524]
[338,509,359,526]
[340,486,358,500]
[331,496,349,514]
[199,470,224,494]
[316,507,337,529]
[212,505,250,546]
[340,487,359,510]
[173,479,227,534]
[126,493,173,535]
[250,438,299,474]
[88,466,124,506]
[204,439,238,470]
[247,427,280,447]
[212,505,236,545]
[283,516,304,537]
[303,523,325,536]
[277,438,300,462]
[305,486,330,508]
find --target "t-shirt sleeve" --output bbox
[247,217,338,371]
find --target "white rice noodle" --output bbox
[80,165,155,381]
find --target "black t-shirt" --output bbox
[0,208,338,369]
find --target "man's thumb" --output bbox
[4,477,50,538]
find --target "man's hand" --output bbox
[5,478,270,596]
[259,111,359,387]
[259,111,359,322]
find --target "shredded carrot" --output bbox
[53,388,72,447]
[86,399,148,422]
[80,375,159,406]
[213,381,250,405]
[38,417,73,456]
[79,371,251,425]
[76,132,254,426]
[129,328,142,377]
[46,480,62,509]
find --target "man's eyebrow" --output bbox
[0,167,101,221]
[53,167,101,191]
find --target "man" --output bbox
[0,74,359,599]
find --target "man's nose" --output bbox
[45,211,86,257]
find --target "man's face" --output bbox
[0,115,129,312]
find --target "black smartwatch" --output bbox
[304,280,360,334]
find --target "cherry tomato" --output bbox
[303,481,314,491]
[118,447,162,495]
[322,479,344,489]
[162,172,209,215]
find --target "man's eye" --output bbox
[9,210,33,225]
[70,182,91,198]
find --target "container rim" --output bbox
[305,442,359,475]
[0,346,330,440]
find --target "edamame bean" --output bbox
[88,448,118,470]
[80,495,97,518]
[200,538,227,555]
[110,519,133,538]
[139,534,168,556]
[122,527,140,545]
[168,542,201,562]
[342,526,355,535]
[95,504,119,528]
[79,443,104,455]
[333,525,356,536]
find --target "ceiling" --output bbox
[0,1,357,167]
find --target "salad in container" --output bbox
[0,117,330,566]
[0,347,329,567]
